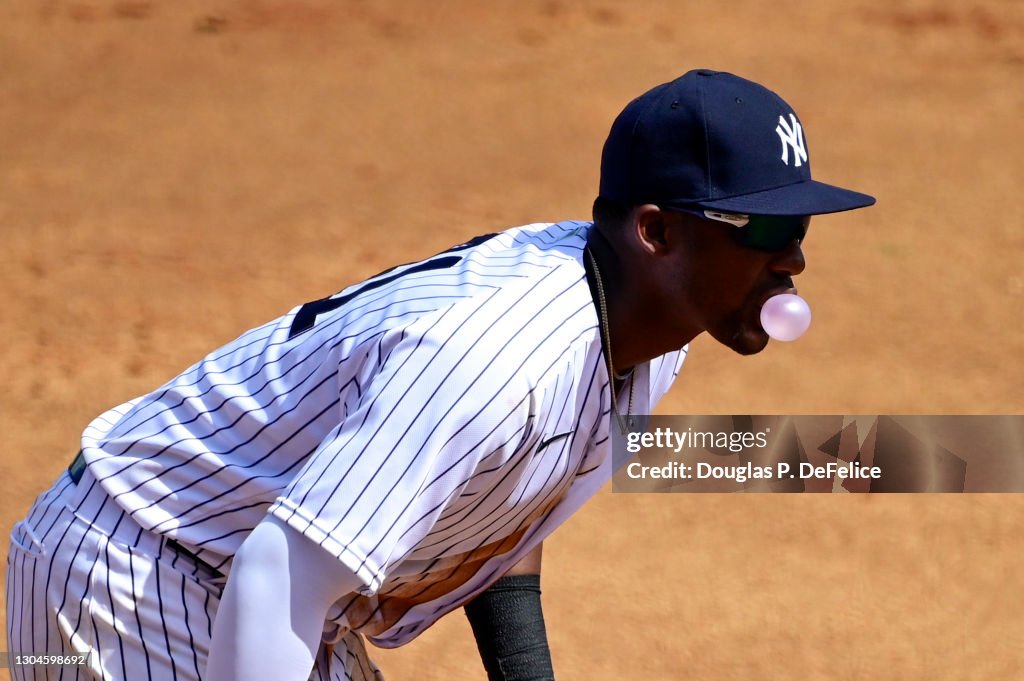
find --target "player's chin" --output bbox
[732,331,770,356]
[711,323,770,356]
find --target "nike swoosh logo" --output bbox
[537,432,573,453]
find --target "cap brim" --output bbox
[685,179,876,216]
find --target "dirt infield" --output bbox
[2,1,1022,679]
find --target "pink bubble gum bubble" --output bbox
[760,293,812,342]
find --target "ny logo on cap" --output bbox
[775,114,808,167]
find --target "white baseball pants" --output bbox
[6,466,384,681]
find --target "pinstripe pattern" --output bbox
[7,221,686,676]
[5,470,382,680]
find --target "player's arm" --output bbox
[465,542,556,681]
[504,541,543,576]
[206,515,364,681]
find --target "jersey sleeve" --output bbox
[268,301,538,596]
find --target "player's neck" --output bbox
[586,228,699,370]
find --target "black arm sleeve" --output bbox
[463,574,555,681]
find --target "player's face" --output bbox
[669,212,808,355]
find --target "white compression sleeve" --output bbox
[205,515,366,681]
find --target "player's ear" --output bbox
[632,204,672,255]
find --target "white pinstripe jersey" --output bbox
[79,220,686,647]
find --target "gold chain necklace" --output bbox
[586,247,635,433]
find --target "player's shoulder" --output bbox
[461,219,592,273]
[451,219,595,314]
[394,220,599,378]
[402,218,594,319]
[457,221,599,356]
[499,219,592,250]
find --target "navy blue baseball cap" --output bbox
[599,69,876,216]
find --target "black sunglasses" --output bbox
[669,207,810,252]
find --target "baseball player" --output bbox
[6,69,874,681]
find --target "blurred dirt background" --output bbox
[2,1,1022,679]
